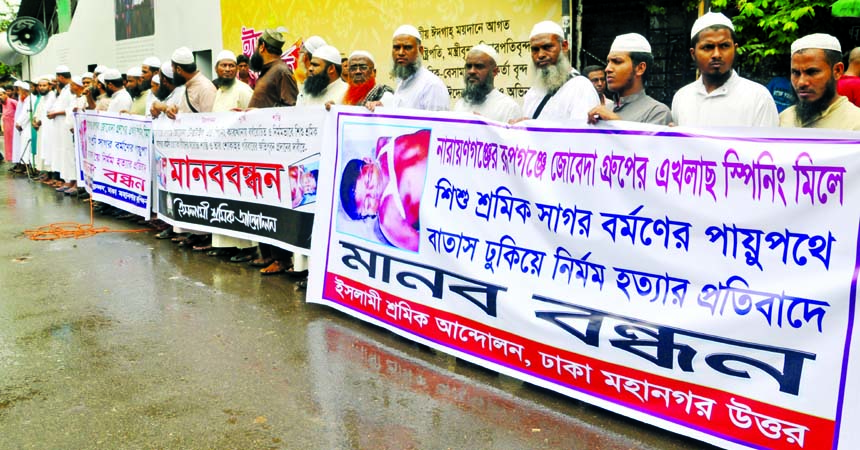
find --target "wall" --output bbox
[219,0,562,105]
[26,0,223,79]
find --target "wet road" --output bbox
[0,167,715,449]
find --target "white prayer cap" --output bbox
[142,56,161,68]
[82,72,93,80]
[791,33,842,54]
[393,24,421,42]
[37,74,51,82]
[97,73,106,85]
[94,64,108,74]
[303,36,327,54]
[103,68,123,81]
[609,33,652,53]
[71,76,84,87]
[468,44,499,64]
[349,50,375,65]
[160,61,174,79]
[0,87,4,93]
[690,12,734,40]
[171,46,194,65]
[529,21,564,40]
[313,45,341,65]
[216,50,237,63]
[152,74,160,85]
[14,80,30,91]
[55,64,70,74]
[127,66,143,77]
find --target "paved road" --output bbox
[0,167,715,449]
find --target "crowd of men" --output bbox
[1,13,859,289]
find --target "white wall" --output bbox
[25,0,223,79]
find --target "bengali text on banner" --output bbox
[307,108,860,450]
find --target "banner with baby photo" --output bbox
[308,107,860,450]
[152,107,324,254]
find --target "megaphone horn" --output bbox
[7,17,48,56]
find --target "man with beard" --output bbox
[584,65,613,107]
[126,66,148,115]
[248,28,299,109]
[586,34,670,125]
[519,21,599,122]
[168,46,216,116]
[296,36,327,87]
[453,44,521,123]
[297,44,348,106]
[837,47,860,107]
[367,25,449,111]
[342,50,393,107]
[246,28,300,274]
[151,61,181,118]
[780,34,860,130]
[12,81,33,174]
[141,56,160,117]
[46,66,77,193]
[32,75,58,184]
[671,12,777,127]
[208,49,258,261]
[103,69,133,113]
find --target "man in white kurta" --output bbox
[520,21,599,122]
[33,76,57,175]
[296,45,348,106]
[452,44,522,123]
[670,12,778,127]
[12,81,34,168]
[209,50,258,260]
[373,25,449,111]
[48,66,76,188]
[104,69,133,113]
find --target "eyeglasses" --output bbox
[350,64,370,72]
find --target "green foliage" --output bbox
[709,0,833,67]
[0,1,20,80]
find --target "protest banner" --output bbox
[308,108,860,450]
[152,107,325,254]
[74,111,153,217]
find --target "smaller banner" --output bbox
[152,107,325,254]
[74,111,153,217]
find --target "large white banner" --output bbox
[74,111,153,217]
[152,107,324,254]
[308,108,860,450]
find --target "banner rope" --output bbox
[23,196,151,241]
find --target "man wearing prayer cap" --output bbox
[671,12,777,127]
[587,33,670,125]
[780,34,860,130]
[12,80,33,173]
[248,27,299,109]
[518,20,599,122]
[33,74,58,183]
[366,24,449,111]
[837,47,860,107]
[126,66,148,115]
[343,50,394,107]
[169,46,216,116]
[297,35,327,86]
[453,44,522,123]
[207,49,258,260]
[141,56,161,117]
[212,50,253,111]
[102,69,133,114]
[47,64,78,192]
[297,44,348,106]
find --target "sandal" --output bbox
[207,248,237,257]
[229,250,256,263]
[260,260,289,275]
[249,257,274,267]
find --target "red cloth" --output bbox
[1,97,17,161]
[837,74,860,107]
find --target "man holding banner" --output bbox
[453,44,522,123]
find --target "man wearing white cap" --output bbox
[296,35,327,86]
[169,46,216,116]
[520,20,599,122]
[671,12,777,127]
[453,44,522,123]
[12,81,33,172]
[212,50,254,112]
[587,33,670,125]
[368,24,449,111]
[141,57,160,117]
[780,34,860,130]
[343,50,393,107]
[47,65,77,192]
[297,44,348,106]
[151,61,181,119]
[126,66,148,115]
[103,69,133,114]
[33,75,58,182]
[248,28,299,109]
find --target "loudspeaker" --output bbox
[6,17,48,56]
